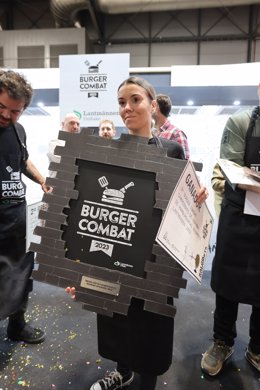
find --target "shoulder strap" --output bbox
[244,106,260,166]
[152,135,163,148]
[246,106,260,139]
[13,123,28,161]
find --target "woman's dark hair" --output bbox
[0,69,33,109]
[118,76,156,101]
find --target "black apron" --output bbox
[211,107,260,305]
[97,136,176,375]
[0,125,33,319]
[97,298,174,375]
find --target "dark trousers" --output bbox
[0,202,33,322]
[213,294,260,353]
[8,295,28,329]
[117,363,157,390]
[8,255,33,330]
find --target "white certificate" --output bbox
[156,160,214,283]
[26,201,45,251]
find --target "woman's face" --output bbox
[117,83,156,136]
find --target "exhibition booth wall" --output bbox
[17,62,260,270]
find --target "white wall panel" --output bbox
[200,41,248,64]
[105,39,250,67]
[106,42,197,68]
[106,44,149,67]
[151,42,198,66]
[1,28,85,68]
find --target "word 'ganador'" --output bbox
[185,174,202,211]
[78,202,139,242]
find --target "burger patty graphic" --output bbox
[99,178,134,206]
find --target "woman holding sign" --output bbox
[68,76,208,390]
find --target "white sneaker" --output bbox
[201,339,234,376]
[90,370,134,390]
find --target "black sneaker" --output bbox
[201,339,234,376]
[7,323,45,344]
[90,370,134,390]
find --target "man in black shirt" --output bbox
[0,69,51,343]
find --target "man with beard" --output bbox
[0,69,51,343]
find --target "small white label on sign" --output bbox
[90,239,114,257]
[80,276,120,296]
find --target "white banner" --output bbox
[59,53,130,127]
[171,62,260,87]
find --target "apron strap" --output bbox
[13,124,28,161]
[244,106,260,166]
[151,135,163,148]
[245,106,260,139]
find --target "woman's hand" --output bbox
[197,185,209,204]
[66,286,76,300]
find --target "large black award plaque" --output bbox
[31,128,202,318]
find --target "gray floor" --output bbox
[0,271,259,390]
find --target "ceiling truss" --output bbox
[0,1,259,64]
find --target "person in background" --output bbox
[211,162,225,217]
[0,69,51,343]
[99,118,116,139]
[61,112,80,134]
[201,106,260,376]
[67,76,208,390]
[47,112,80,177]
[153,94,190,159]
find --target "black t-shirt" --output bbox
[0,125,20,154]
[0,125,27,200]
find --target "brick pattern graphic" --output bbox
[32,129,202,318]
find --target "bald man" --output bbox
[47,112,80,177]
[61,112,80,133]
